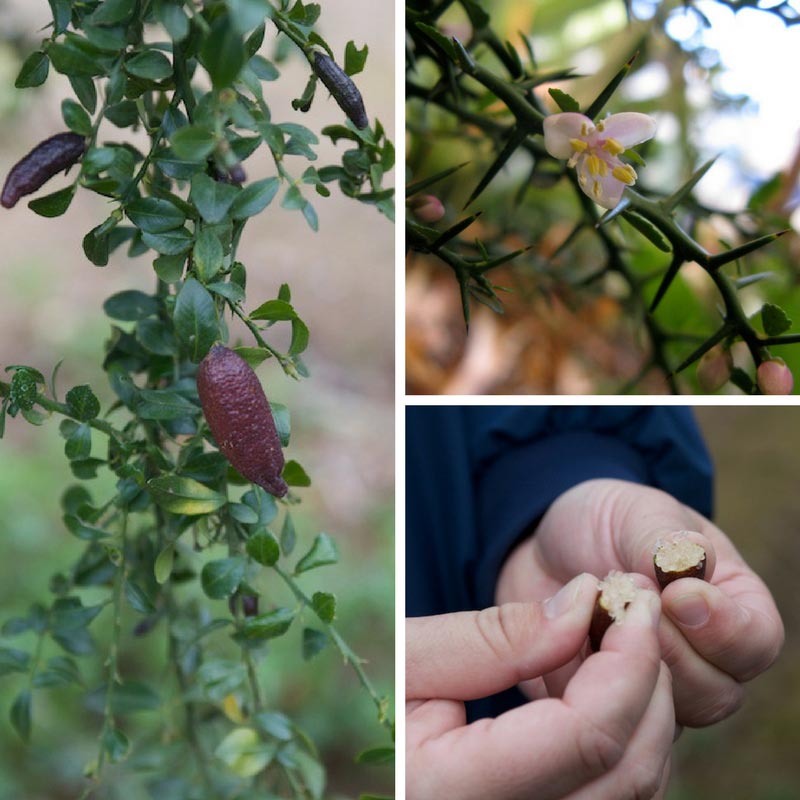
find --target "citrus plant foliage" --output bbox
[0,1,394,797]
[406,0,800,394]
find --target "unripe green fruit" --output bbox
[696,345,732,393]
[197,344,288,497]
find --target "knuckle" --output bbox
[575,718,627,777]
[680,682,745,727]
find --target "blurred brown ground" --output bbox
[669,408,800,800]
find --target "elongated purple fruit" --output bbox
[1,132,85,209]
[197,344,288,497]
[312,52,369,129]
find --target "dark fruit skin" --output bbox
[654,553,707,590]
[312,52,369,129]
[196,344,288,497]
[1,132,85,208]
[589,599,614,652]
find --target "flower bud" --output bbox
[696,345,732,393]
[408,194,445,224]
[757,358,794,395]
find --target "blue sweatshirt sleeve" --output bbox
[406,406,713,617]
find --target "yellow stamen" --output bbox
[585,154,609,177]
[580,122,589,136]
[612,164,637,185]
[596,120,605,132]
[592,180,602,199]
[570,138,588,153]
[603,138,624,156]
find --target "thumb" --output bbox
[407,573,598,702]
[609,484,717,585]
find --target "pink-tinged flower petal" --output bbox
[576,157,627,209]
[599,112,656,147]
[543,112,593,158]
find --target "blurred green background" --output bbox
[0,1,394,798]
[668,407,800,800]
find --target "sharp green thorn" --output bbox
[708,228,790,270]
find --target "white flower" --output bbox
[543,112,656,209]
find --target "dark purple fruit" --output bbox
[653,536,707,590]
[589,571,638,651]
[196,344,288,497]
[312,52,369,129]
[1,132,85,208]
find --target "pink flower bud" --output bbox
[408,194,445,224]
[696,345,732,393]
[757,358,794,395]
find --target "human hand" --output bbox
[407,576,673,800]
[496,478,784,727]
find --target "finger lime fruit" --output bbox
[653,534,707,590]
[312,51,369,129]
[1,132,85,208]
[589,571,638,651]
[197,344,288,497]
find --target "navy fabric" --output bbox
[405,406,714,720]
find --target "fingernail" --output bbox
[544,578,581,620]
[670,593,710,627]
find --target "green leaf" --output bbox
[344,41,368,76]
[125,49,173,81]
[124,581,155,614]
[155,0,190,42]
[294,533,338,574]
[311,591,335,623]
[280,513,296,556]
[193,228,225,281]
[28,185,76,218]
[214,727,276,778]
[0,647,30,676]
[10,690,32,742]
[201,557,246,599]
[102,727,131,763]
[63,513,110,542]
[137,389,197,420]
[190,173,239,224]
[91,0,135,25]
[621,212,671,253]
[283,459,310,487]
[201,16,245,89]
[270,402,290,447]
[65,385,100,421]
[250,299,296,321]
[65,422,92,460]
[173,278,219,361]
[229,177,280,219]
[246,529,280,566]
[141,227,194,256]
[104,290,159,321]
[85,681,161,714]
[9,368,43,410]
[137,318,177,356]
[356,745,394,765]
[47,40,104,77]
[207,281,244,304]
[254,711,293,741]
[302,628,328,660]
[61,98,93,136]
[15,51,49,88]
[762,303,792,336]
[171,125,216,160]
[126,197,186,233]
[32,656,82,688]
[548,88,580,113]
[154,545,174,584]
[154,253,186,283]
[148,474,226,515]
[238,607,295,641]
[289,318,309,355]
[228,0,271,34]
